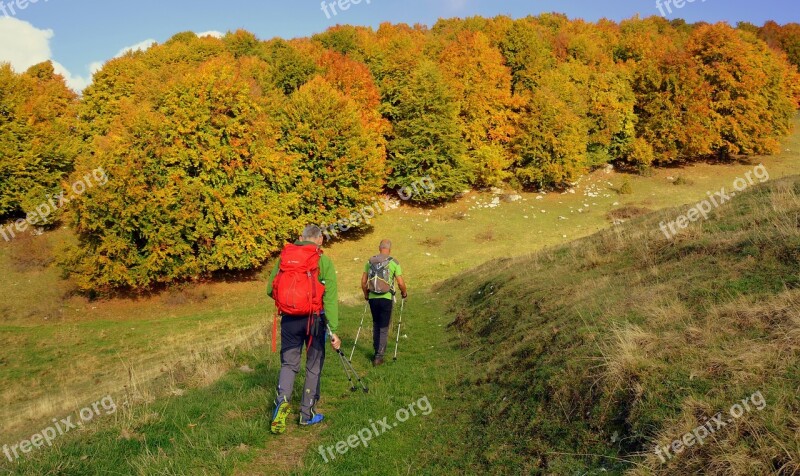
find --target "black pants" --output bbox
[369,298,393,359]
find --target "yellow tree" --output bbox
[688,23,797,156]
[0,62,79,218]
[621,16,718,164]
[438,30,515,187]
[66,55,295,291]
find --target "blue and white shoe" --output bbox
[299,413,324,426]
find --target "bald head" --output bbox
[379,239,392,253]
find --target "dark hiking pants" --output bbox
[276,314,326,420]
[369,298,393,359]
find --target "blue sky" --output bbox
[1,0,798,90]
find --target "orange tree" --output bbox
[0,62,79,219]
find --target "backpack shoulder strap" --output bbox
[308,245,323,268]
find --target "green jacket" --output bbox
[267,241,340,333]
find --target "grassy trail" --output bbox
[2,295,464,475]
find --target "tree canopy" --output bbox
[1,17,798,292]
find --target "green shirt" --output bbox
[364,256,403,300]
[267,241,340,333]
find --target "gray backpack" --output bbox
[367,255,396,294]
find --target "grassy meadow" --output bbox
[0,116,799,474]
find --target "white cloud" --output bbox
[87,39,156,75]
[0,16,51,68]
[0,16,91,90]
[115,38,157,57]
[196,30,224,38]
[51,61,91,91]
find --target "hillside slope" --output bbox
[432,175,800,474]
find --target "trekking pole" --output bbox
[327,323,369,394]
[349,302,368,362]
[338,347,357,392]
[393,298,405,362]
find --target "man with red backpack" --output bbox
[267,225,341,434]
[361,239,407,367]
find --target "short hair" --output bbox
[302,225,323,241]
[379,239,392,251]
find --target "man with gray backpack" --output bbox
[361,239,407,366]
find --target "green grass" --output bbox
[1,296,464,475]
[426,176,800,474]
[1,116,799,474]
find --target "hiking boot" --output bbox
[299,413,324,426]
[373,356,384,367]
[270,398,290,435]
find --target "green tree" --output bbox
[277,76,386,225]
[387,61,470,202]
[264,39,318,95]
[512,76,589,189]
[498,19,556,93]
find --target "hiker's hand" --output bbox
[330,333,341,350]
[401,292,408,300]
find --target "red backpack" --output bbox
[272,243,325,316]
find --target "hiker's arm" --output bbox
[320,255,340,334]
[361,272,369,300]
[397,276,408,299]
[265,260,281,298]
[394,261,407,299]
